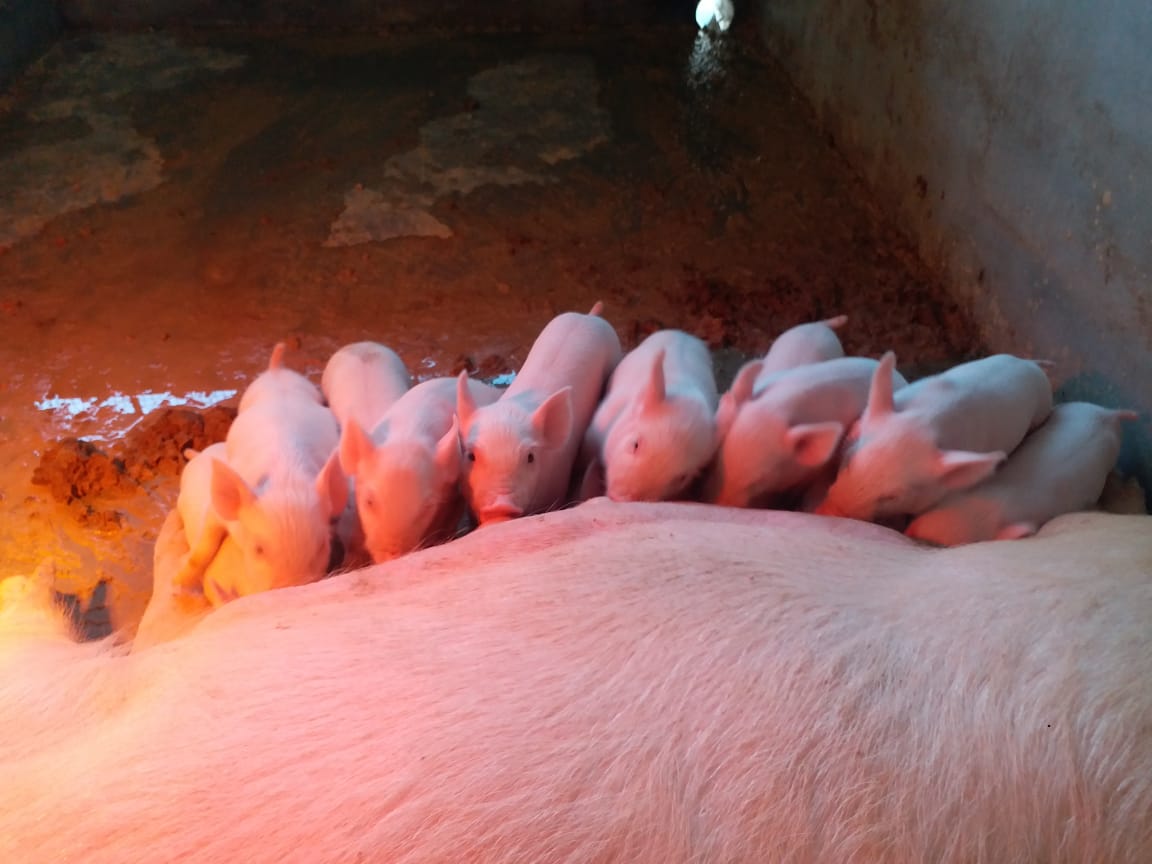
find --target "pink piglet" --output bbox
[905,401,1139,545]
[457,302,622,525]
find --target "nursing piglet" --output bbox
[582,329,718,502]
[457,303,622,524]
[906,401,1139,545]
[321,341,412,562]
[704,356,908,508]
[321,341,411,434]
[340,376,502,561]
[758,314,847,376]
[818,352,1053,521]
[170,444,251,605]
[172,354,348,597]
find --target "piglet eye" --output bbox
[467,451,476,462]
[632,441,640,452]
[526,452,535,464]
[253,544,266,558]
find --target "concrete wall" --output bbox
[0,0,61,87]
[56,0,665,29]
[760,0,1152,493]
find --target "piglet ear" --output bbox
[532,387,574,450]
[714,392,737,443]
[863,351,898,424]
[716,360,764,442]
[786,422,845,469]
[339,418,374,477]
[996,521,1037,541]
[933,449,1005,492]
[316,450,350,520]
[456,371,478,429]
[577,458,606,501]
[434,415,463,481]
[728,360,763,408]
[639,349,667,415]
[210,459,257,522]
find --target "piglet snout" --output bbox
[478,495,524,525]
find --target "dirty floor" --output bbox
[0,22,986,636]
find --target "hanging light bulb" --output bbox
[695,0,735,33]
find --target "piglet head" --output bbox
[819,413,1006,522]
[604,349,719,503]
[209,454,346,595]
[343,417,464,562]
[457,377,573,525]
[705,389,845,508]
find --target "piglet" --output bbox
[905,401,1139,546]
[457,302,622,525]
[758,314,847,376]
[703,356,909,508]
[172,444,249,605]
[171,354,348,597]
[321,341,412,434]
[135,512,213,650]
[582,329,718,502]
[818,352,1054,522]
[238,342,325,412]
[340,376,502,561]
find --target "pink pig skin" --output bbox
[759,314,848,376]
[818,352,1054,522]
[704,356,909,508]
[906,402,1139,546]
[582,329,718,503]
[238,342,325,412]
[321,341,412,435]
[340,376,502,562]
[457,303,622,525]
[5,501,1152,863]
[172,373,348,598]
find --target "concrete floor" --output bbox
[0,23,986,635]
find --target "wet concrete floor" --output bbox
[0,22,986,635]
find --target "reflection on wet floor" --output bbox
[0,22,984,634]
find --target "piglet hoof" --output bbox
[171,555,208,598]
[204,578,239,608]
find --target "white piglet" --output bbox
[321,341,411,434]
[704,356,908,508]
[713,316,848,440]
[906,401,1139,545]
[321,341,412,563]
[457,302,623,525]
[172,444,250,606]
[819,352,1054,522]
[340,376,502,562]
[582,329,718,502]
[758,314,847,376]
[173,347,348,597]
